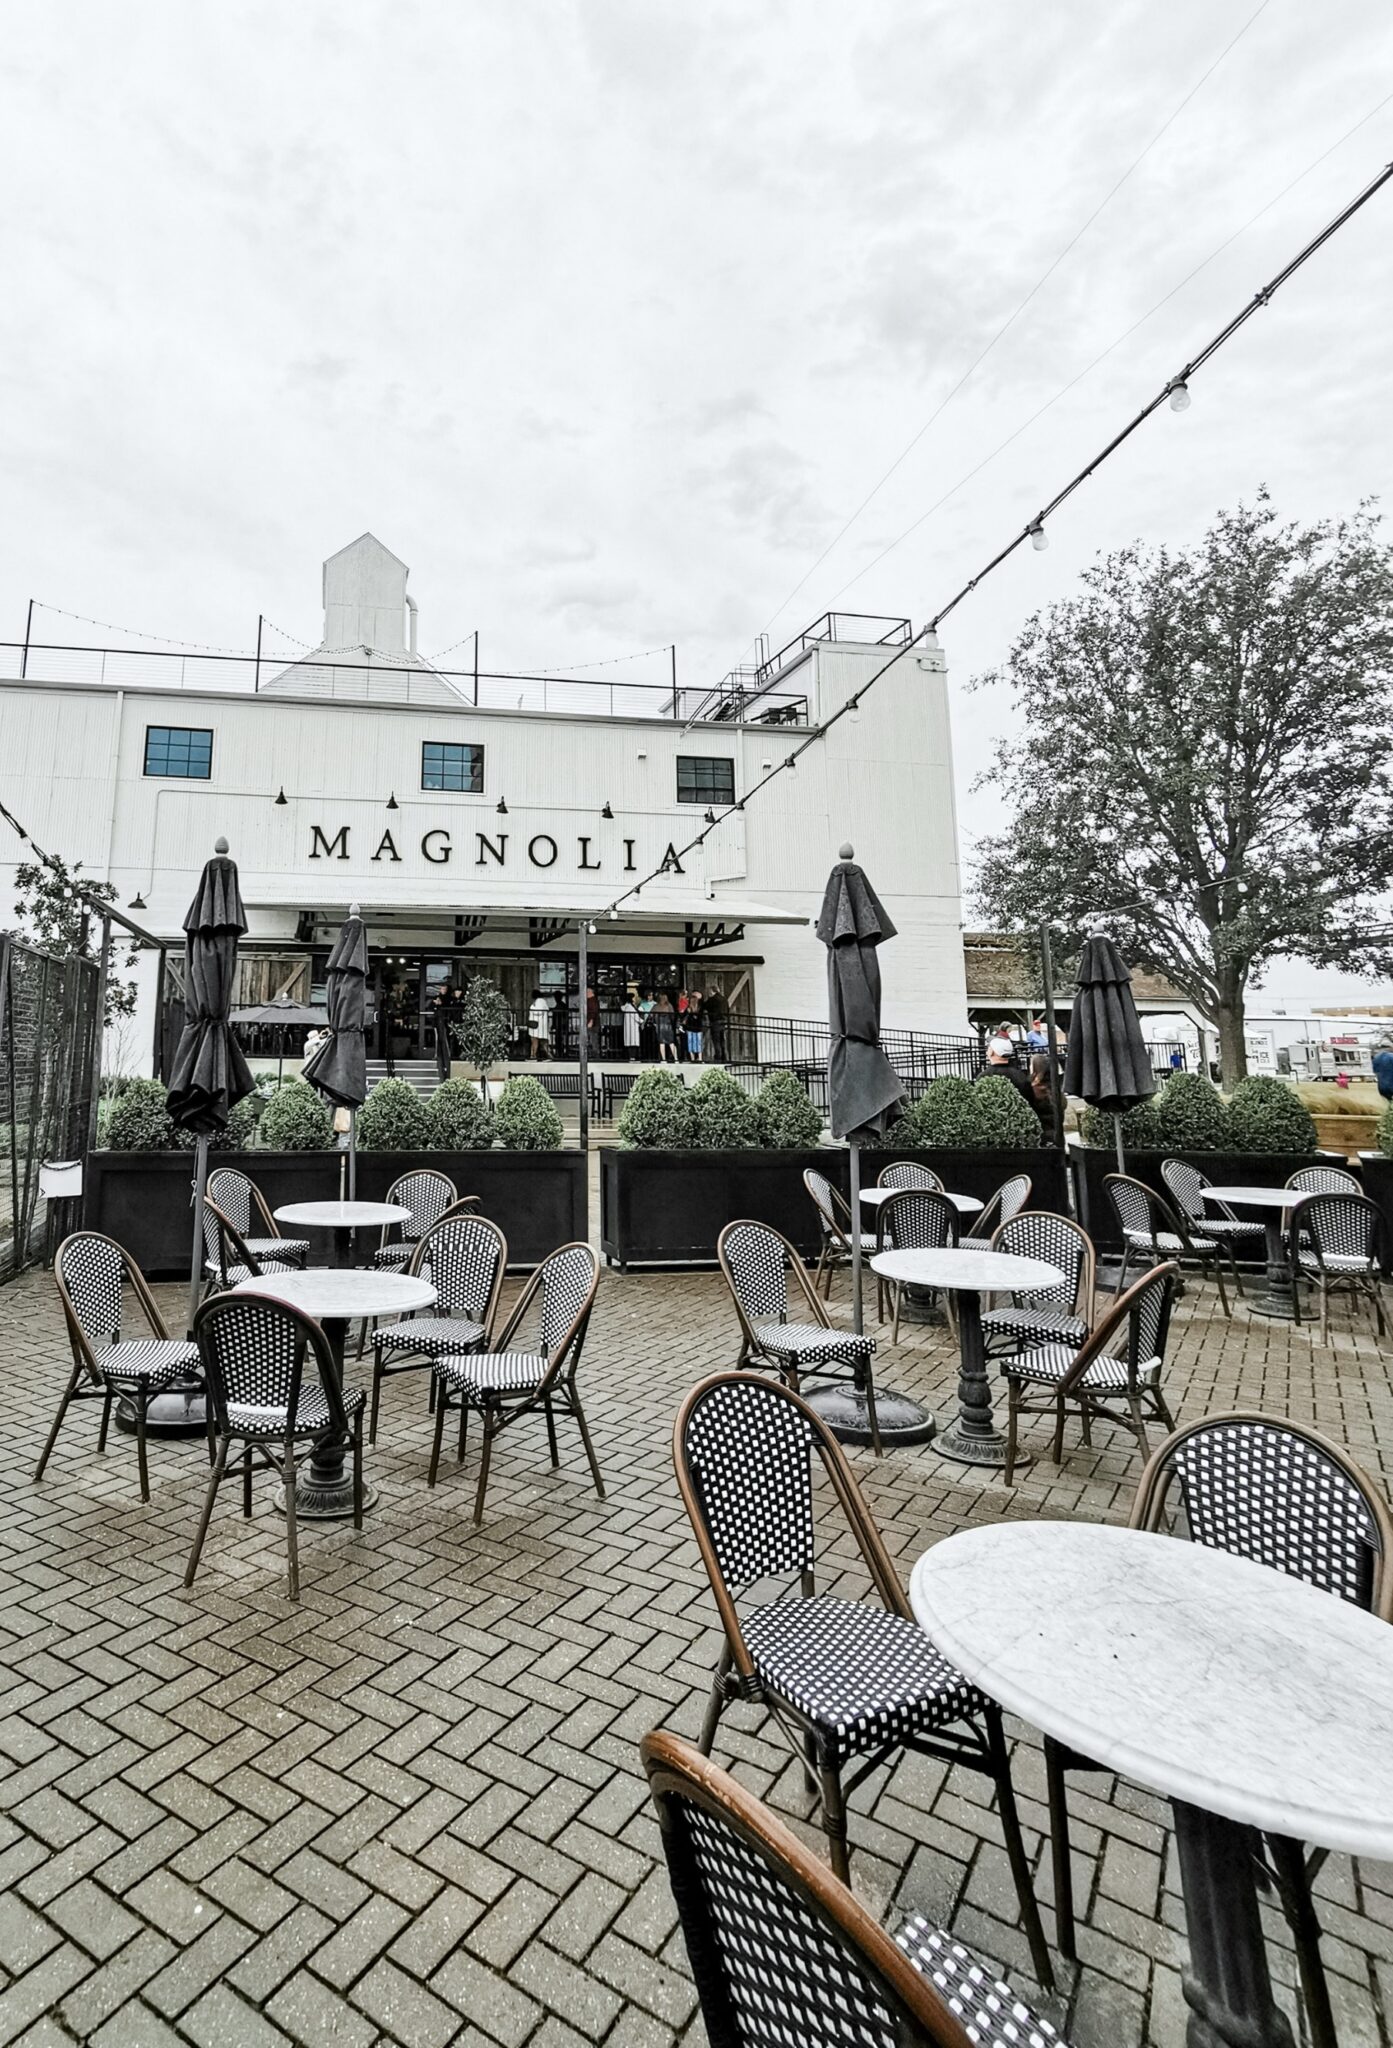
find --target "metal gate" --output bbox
[0,937,101,1282]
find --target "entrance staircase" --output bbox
[364,1058,439,1099]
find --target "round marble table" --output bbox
[231,1269,434,1517]
[870,1247,1062,1470]
[1201,1186,1298,1320]
[274,1199,407,1269]
[859,1187,985,1217]
[911,1520,1393,2048]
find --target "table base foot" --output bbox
[1173,1799,1296,2048]
[1247,1297,1296,1321]
[935,1422,1029,1472]
[274,1477,378,1521]
[803,1385,936,1447]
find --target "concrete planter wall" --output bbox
[1069,1145,1351,1255]
[84,1147,587,1276]
[599,1145,1066,1268]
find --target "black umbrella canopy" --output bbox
[166,846,255,1136]
[1063,934,1156,1114]
[302,909,368,1109]
[231,996,327,1028]
[816,849,904,1141]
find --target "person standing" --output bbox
[652,992,678,1064]
[621,994,642,1061]
[585,985,599,1057]
[685,991,704,1064]
[637,987,656,1061]
[976,1033,1036,1109]
[1373,1033,1393,1103]
[705,985,726,1061]
[675,987,690,1062]
[528,989,552,1062]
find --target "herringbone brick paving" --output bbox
[3,1255,1393,2046]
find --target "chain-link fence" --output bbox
[0,937,101,1282]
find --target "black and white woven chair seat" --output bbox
[896,1917,1065,2047]
[371,1243,413,1271]
[1192,1216,1266,1239]
[215,1259,300,1287]
[740,1595,985,1764]
[242,1235,309,1265]
[1297,1249,1378,1275]
[981,1305,1088,1348]
[1005,1343,1161,1392]
[226,1383,365,1436]
[435,1350,546,1397]
[97,1338,200,1387]
[1122,1227,1185,1256]
[374,1316,487,1358]
[752,1322,875,1365]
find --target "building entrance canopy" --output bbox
[245,891,809,936]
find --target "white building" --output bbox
[0,537,969,1068]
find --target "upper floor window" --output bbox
[676,755,735,806]
[144,725,212,779]
[421,740,484,793]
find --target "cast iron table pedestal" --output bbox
[859,1187,984,1324]
[230,1268,435,1518]
[1202,1186,1299,1320]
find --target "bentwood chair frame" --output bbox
[1160,1158,1266,1268]
[368,1211,507,1443]
[188,1291,364,1601]
[803,1168,874,1299]
[373,1168,459,1270]
[1002,1263,1180,1485]
[965,1173,1033,1242]
[641,1730,1066,2048]
[875,1161,945,1193]
[717,1220,882,1455]
[40,1231,202,1502]
[427,1242,603,1524]
[875,1188,960,1343]
[982,1211,1095,1360]
[1046,1412,1393,2048]
[673,1371,1054,1988]
[1104,1171,1235,1315]
[1287,1190,1388,1345]
[205,1166,309,1269]
[200,1198,299,1297]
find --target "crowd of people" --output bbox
[975,1017,1065,1133]
[528,984,730,1063]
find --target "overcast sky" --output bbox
[4,1,1391,1005]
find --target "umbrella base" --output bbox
[935,1420,1030,1472]
[803,1384,937,1448]
[116,1380,207,1439]
[274,1476,379,1522]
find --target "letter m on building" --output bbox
[309,825,350,860]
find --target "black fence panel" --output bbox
[0,938,100,1282]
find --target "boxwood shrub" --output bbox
[616,1069,697,1148]
[1379,1100,1393,1158]
[356,1078,429,1152]
[257,1078,335,1151]
[1227,1075,1317,1155]
[886,1073,1040,1152]
[688,1068,760,1149]
[1080,1096,1163,1150]
[1154,1071,1230,1151]
[423,1078,496,1151]
[755,1068,823,1148]
[105,1077,177,1151]
[493,1075,564,1150]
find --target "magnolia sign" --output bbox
[307,824,687,875]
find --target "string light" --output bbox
[595,156,1393,925]
[1168,379,1192,411]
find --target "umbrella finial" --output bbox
[214,836,229,855]
[839,842,854,861]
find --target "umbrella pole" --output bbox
[849,1139,863,1337]
[1114,1113,1125,1175]
[187,1133,209,1337]
[349,1108,357,1201]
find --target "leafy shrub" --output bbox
[221,1091,264,1152]
[455,976,512,1073]
[493,1075,564,1150]
[1154,1071,1230,1152]
[968,1075,1042,1149]
[258,1078,335,1151]
[1379,1100,1393,1159]
[616,1069,697,1148]
[688,1068,760,1149]
[881,1074,1041,1152]
[105,1077,176,1151]
[356,1077,429,1151]
[424,1078,496,1151]
[1080,1096,1163,1150]
[906,1076,982,1149]
[1227,1075,1317,1155]
[755,1068,823,1148]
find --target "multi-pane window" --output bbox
[421,741,484,793]
[676,755,735,805]
[144,725,213,779]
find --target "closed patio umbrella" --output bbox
[1064,933,1156,1173]
[303,905,369,1196]
[167,838,255,1331]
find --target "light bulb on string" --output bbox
[609,909,619,921]
[1169,380,1191,412]
[1028,521,1048,551]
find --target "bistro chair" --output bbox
[1046,1413,1393,2048]
[1001,1263,1180,1485]
[427,1242,602,1524]
[642,1729,1068,2048]
[672,1372,1054,1988]
[187,1292,364,1602]
[718,1220,881,1457]
[966,1172,1033,1242]
[370,1213,506,1443]
[875,1188,959,1344]
[981,1211,1095,1360]
[1288,1191,1387,1344]
[1285,1165,1362,1259]
[372,1168,458,1271]
[206,1167,309,1270]
[200,1199,301,1297]
[1160,1159,1266,1271]
[876,1161,945,1193]
[1104,1171,1233,1316]
[803,1167,875,1300]
[37,1231,202,1502]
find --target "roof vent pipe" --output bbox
[405,593,418,656]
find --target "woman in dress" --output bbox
[652,992,678,1065]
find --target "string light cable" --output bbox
[599,155,1393,925]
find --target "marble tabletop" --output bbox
[1201,1187,1298,1209]
[870,1247,1062,1294]
[274,1200,408,1228]
[910,1520,1393,1858]
[230,1270,435,1320]
[859,1187,985,1215]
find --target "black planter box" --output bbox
[1069,1145,1351,1256]
[84,1148,587,1277]
[1357,1153,1393,1272]
[599,1145,1066,1268]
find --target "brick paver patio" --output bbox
[3,1254,1392,2047]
